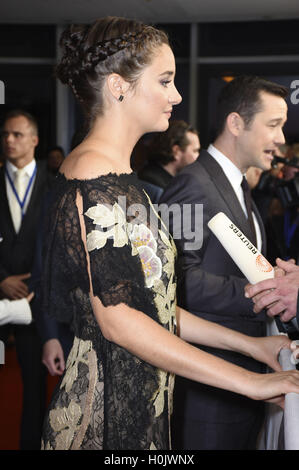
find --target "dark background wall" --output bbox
[0,19,299,157]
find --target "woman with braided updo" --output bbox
[41,16,299,450]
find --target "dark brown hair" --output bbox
[148,120,198,165]
[215,75,289,137]
[56,17,169,126]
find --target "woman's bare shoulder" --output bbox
[60,148,118,180]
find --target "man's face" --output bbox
[1,115,38,166]
[179,131,200,167]
[237,91,287,172]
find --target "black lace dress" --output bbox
[41,172,177,450]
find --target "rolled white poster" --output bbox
[207,212,274,284]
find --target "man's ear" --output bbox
[106,73,130,101]
[172,144,182,160]
[226,112,244,137]
[32,135,39,148]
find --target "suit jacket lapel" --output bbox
[199,150,266,250]
[199,150,250,232]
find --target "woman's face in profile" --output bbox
[127,43,182,134]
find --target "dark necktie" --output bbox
[241,176,257,246]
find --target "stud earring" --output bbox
[118,95,124,102]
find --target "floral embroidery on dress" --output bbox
[149,229,176,331]
[49,400,82,450]
[152,369,168,417]
[129,222,162,287]
[129,223,157,253]
[86,204,164,288]
[136,245,162,288]
[85,202,128,250]
[61,337,92,393]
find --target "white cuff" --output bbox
[0,298,32,325]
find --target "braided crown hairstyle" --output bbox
[56,17,169,126]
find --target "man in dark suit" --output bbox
[0,109,51,449]
[160,76,288,449]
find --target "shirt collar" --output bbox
[6,159,36,179]
[207,144,245,192]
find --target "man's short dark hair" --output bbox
[215,76,289,138]
[148,120,199,165]
[4,109,38,135]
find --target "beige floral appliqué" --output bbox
[85,202,128,250]
[49,400,82,450]
[129,223,162,288]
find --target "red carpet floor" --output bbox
[0,345,59,450]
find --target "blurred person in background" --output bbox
[252,143,288,222]
[47,146,65,175]
[138,119,200,192]
[246,166,263,190]
[0,109,51,449]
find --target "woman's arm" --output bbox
[176,305,290,372]
[91,295,299,408]
[77,191,299,408]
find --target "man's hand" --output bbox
[42,339,65,376]
[245,259,299,322]
[0,273,31,299]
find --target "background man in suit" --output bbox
[0,109,51,449]
[160,76,288,449]
[138,120,200,202]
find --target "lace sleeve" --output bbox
[79,180,155,312]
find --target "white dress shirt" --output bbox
[208,144,262,251]
[0,298,32,326]
[5,159,36,233]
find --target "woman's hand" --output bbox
[247,369,299,409]
[248,334,292,372]
[244,335,299,409]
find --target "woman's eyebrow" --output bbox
[158,71,174,77]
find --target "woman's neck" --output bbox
[86,114,142,166]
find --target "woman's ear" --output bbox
[106,73,130,102]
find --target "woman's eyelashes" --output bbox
[161,80,171,88]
